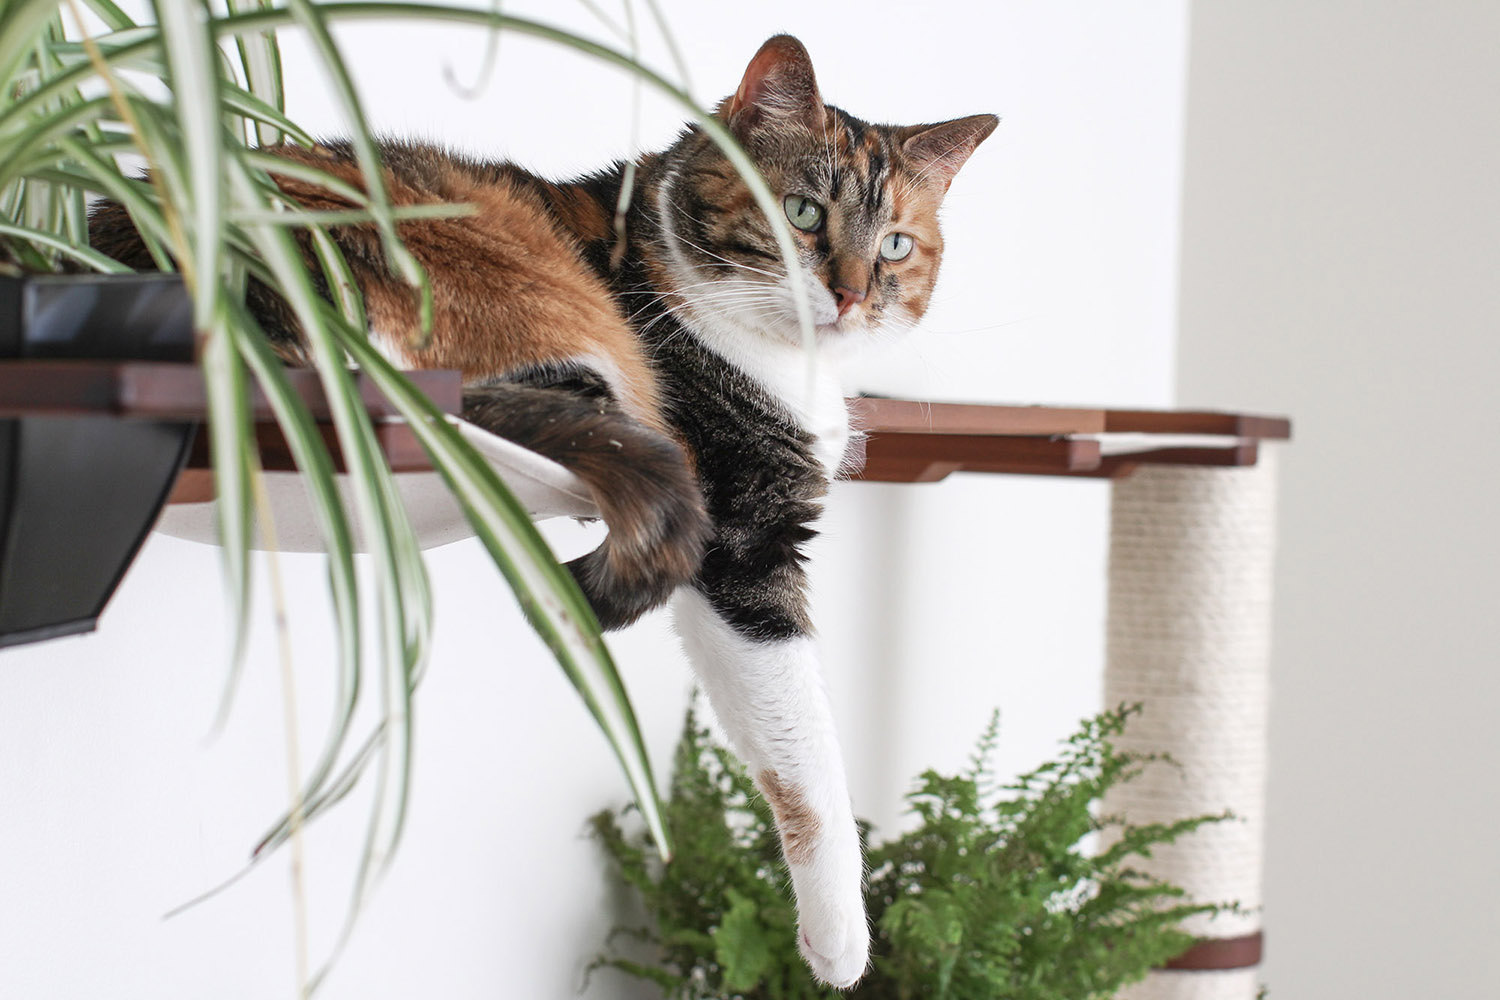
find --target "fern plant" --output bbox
[593,706,1235,1000]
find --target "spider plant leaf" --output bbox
[242,149,370,206]
[0,30,159,142]
[0,0,57,94]
[1,177,25,222]
[10,135,137,178]
[227,202,475,227]
[0,227,53,272]
[254,724,383,860]
[49,136,176,270]
[307,222,366,331]
[225,0,284,146]
[281,0,434,340]
[0,96,114,187]
[217,82,314,148]
[331,331,672,860]
[0,221,129,271]
[39,28,163,75]
[200,298,257,718]
[225,162,426,907]
[304,227,434,656]
[227,298,365,837]
[150,0,222,316]
[80,0,138,31]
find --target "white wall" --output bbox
[0,3,1188,997]
[1176,4,1500,999]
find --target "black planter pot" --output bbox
[0,272,196,648]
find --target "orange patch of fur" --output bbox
[758,769,822,866]
[269,146,665,433]
[887,177,947,319]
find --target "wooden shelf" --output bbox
[0,361,1292,491]
[0,360,460,502]
[0,359,461,422]
[848,396,1289,483]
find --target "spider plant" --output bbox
[0,0,817,979]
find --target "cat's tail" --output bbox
[462,382,710,631]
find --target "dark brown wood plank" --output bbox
[0,359,463,420]
[1162,932,1264,971]
[168,419,433,505]
[850,396,1106,436]
[0,359,128,416]
[1105,407,1291,440]
[1049,442,1262,480]
[848,433,1101,483]
[119,364,462,420]
[181,422,433,477]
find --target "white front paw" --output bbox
[797,894,870,989]
[788,828,869,988]
[756,770,870,987]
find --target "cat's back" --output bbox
[265,140,663,424]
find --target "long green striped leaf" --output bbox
[0,96,114,187]
[49,137,177,270]
[0,221,129,270]
[150,0,221,318]
[0,0,57,93]
[80,0,137,31]
[283,0,434,339]
[201,296,257,709]
[332,329,672,858]
[226,0,284,146]
[224,161,425,914]
[227,297,366,842]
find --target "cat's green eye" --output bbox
[784,194,825,232]
[880,232,915,262]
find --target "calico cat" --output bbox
[92,33,994,988]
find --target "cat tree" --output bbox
[848,397,1288,999]
[0,359,1289,996]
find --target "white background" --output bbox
[3,3,1193,998]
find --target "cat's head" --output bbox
[654,34,995,348]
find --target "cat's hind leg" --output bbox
[461,373,710,630]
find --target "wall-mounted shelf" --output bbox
[0,359,1293,527]
[847,395,1290,482]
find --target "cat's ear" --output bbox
[719,35,824,138]
[899,114,999,190]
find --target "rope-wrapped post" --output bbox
[1104,453,1279,1000]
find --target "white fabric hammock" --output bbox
[153,417,600,551]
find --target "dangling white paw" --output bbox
[786,822,869,988]
[755,770,870,987]
[796,896,871,989]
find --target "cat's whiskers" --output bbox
[663,220,786,281]
[650,294,794,350]
[634,286,787,342]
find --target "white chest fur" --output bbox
[687,319,851,476]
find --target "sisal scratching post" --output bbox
[1104,454,1279,999]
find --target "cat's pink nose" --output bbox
[834,286,866,317]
